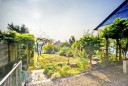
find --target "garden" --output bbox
[27,18,128,81]
[1,18,128,81]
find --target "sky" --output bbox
[0,0,124,41]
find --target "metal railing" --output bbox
[0,61,22,86]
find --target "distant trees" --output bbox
[7,23,29,34]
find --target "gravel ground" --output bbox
[26,65,128,86]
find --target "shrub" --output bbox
[44,65,55,76]
[43,44,58,54]
[50,72,61,80]
[58,50,66,56]
[60,65,71,77]
[58,47,70,56]
[28,66,35,70]
[66,50,73,57]
[67,68,80,76]
[57,62,65,67]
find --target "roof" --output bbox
[94,0,128,30]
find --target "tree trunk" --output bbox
[124,51,127,59]
[89,54,92,72]
[119,44,122,61]
[116,39,119,61]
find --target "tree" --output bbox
[69,36,75,45]
[7,23,29,34]
[20,24,29,34]
[72,35,101,70]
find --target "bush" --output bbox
[67,68,80,76]
[60,65,71,77]
[66,50,73,57]
[28,66,35,70]
[57,62,65,67]
[44,65,55,76]
[50,72,61,80]
[58,50,66,56]
[58,47,70,56]
[43,44,58,54]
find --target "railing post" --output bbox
[16,69,18,86]
[9,74,12,86]
[20,61,22,86]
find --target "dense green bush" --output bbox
[43,44,58,54]
[58,47,74,57]
[58,47,70,56]
[59,65,71,77]
[0,61,16,79]
[43,65,55,76]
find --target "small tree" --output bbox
[69,36,75,46]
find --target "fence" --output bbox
[0,61,22,86]
[0,43,8,67]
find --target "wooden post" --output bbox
[7,41,11,62]
[15,43,17,60]
[16,69,18,86]
[26,44,28,69]
[105,38,109,65]
[116,39,119,61]
[89,54,92,72]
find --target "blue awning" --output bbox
[94,0,128,30]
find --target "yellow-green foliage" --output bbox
[60,65,71,77]
[29,53,89,78]
[37,54,78,68]
[67,68,80,76]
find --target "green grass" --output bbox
[29,54,79,69]
[28,53,89,79]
